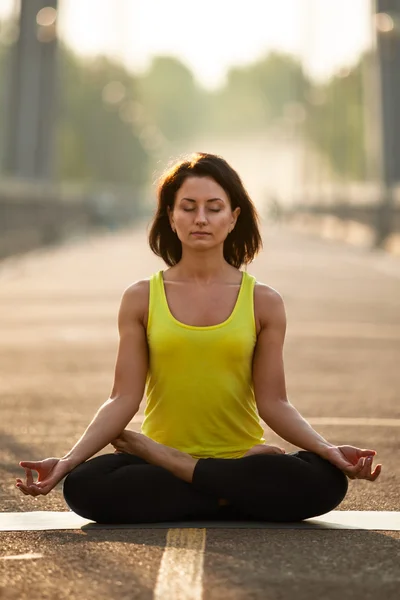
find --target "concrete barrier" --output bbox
[0,179,151,259]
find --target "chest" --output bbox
[163,283,240,327]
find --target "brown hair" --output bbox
[148,152,263,268]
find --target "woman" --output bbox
[16,153,382,524]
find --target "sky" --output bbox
[0,0,373,89]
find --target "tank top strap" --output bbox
[235,270,256,329]
[147,270,166,332]
[239,270,256,298]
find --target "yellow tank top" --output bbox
[141,269,265,459]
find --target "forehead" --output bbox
[176,176,228,201]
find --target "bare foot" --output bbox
[111,430,149,456]
[243,444,286,457]
[111,430,198,483]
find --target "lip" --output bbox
[191,232,211,235]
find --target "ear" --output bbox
[231,206,241,228]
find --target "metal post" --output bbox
[2,0,58,180]
[373,0,400,246]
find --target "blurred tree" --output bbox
[136,56,206,141]
[206,52,311,133]
[304,55,366,181]
[57,45,149,185]
[1,35,367,187]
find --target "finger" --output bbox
[369,464,382,481]
[16,482,29,495]
[346,457,366,477]
[25,468,34,486]
[355,458,382,481]
[361,457,382,480]
[16,482,40,497]
[356,457,373,479]
[19,461,39,470]
[27,484,43,496]
[33,483,50,494]
[34,480,48,489]
[359,449,376,457]
[346,457,364,473]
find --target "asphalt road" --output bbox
[0,222,399,599]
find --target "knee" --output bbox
[63,461,101,519]
[309,452,349,510]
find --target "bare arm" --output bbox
[252,285,334,457]
[62,281,149,469]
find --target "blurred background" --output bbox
[0,0,399,258]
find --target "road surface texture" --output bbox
[0,222,399,599]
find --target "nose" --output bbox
[195,211,208,226]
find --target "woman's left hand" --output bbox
[322,445,382,481]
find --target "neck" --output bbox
[172,249,235,284]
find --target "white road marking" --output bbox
[288,324,400,340]
[1,552,43,560]
[154,528,206,600]
[306,417,400,427]
[131,415,400,427]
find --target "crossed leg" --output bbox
[63,449,348,524]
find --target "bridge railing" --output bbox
[280,182,400,248]
[0,178,153,259]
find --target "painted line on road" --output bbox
[306,417,400,427]
[131,415,400,427]
[288,325,400,340]
[154,528,206,600]
[1,552,43,560]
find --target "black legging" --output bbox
[62,450,348,524]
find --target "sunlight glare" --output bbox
[36,7,57,27]
[374,12,394,34]
[102,81,126,105]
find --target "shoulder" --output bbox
[254,281,286,329]
[119,278,150,324]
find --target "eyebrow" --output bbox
[181,197,224,203]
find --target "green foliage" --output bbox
[0,33,368,185]
[206,52,310,133]
[57,45,149,185]
[304,57,367,180]
[136,56,206,141]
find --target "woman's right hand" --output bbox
[16,458,73,497]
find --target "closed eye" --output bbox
[183,208,221,212]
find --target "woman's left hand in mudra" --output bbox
[322,445,382,481]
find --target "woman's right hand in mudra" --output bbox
[16,458,72,497]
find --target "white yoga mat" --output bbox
[0,511,399,531]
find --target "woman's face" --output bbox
[168,176,240,249]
